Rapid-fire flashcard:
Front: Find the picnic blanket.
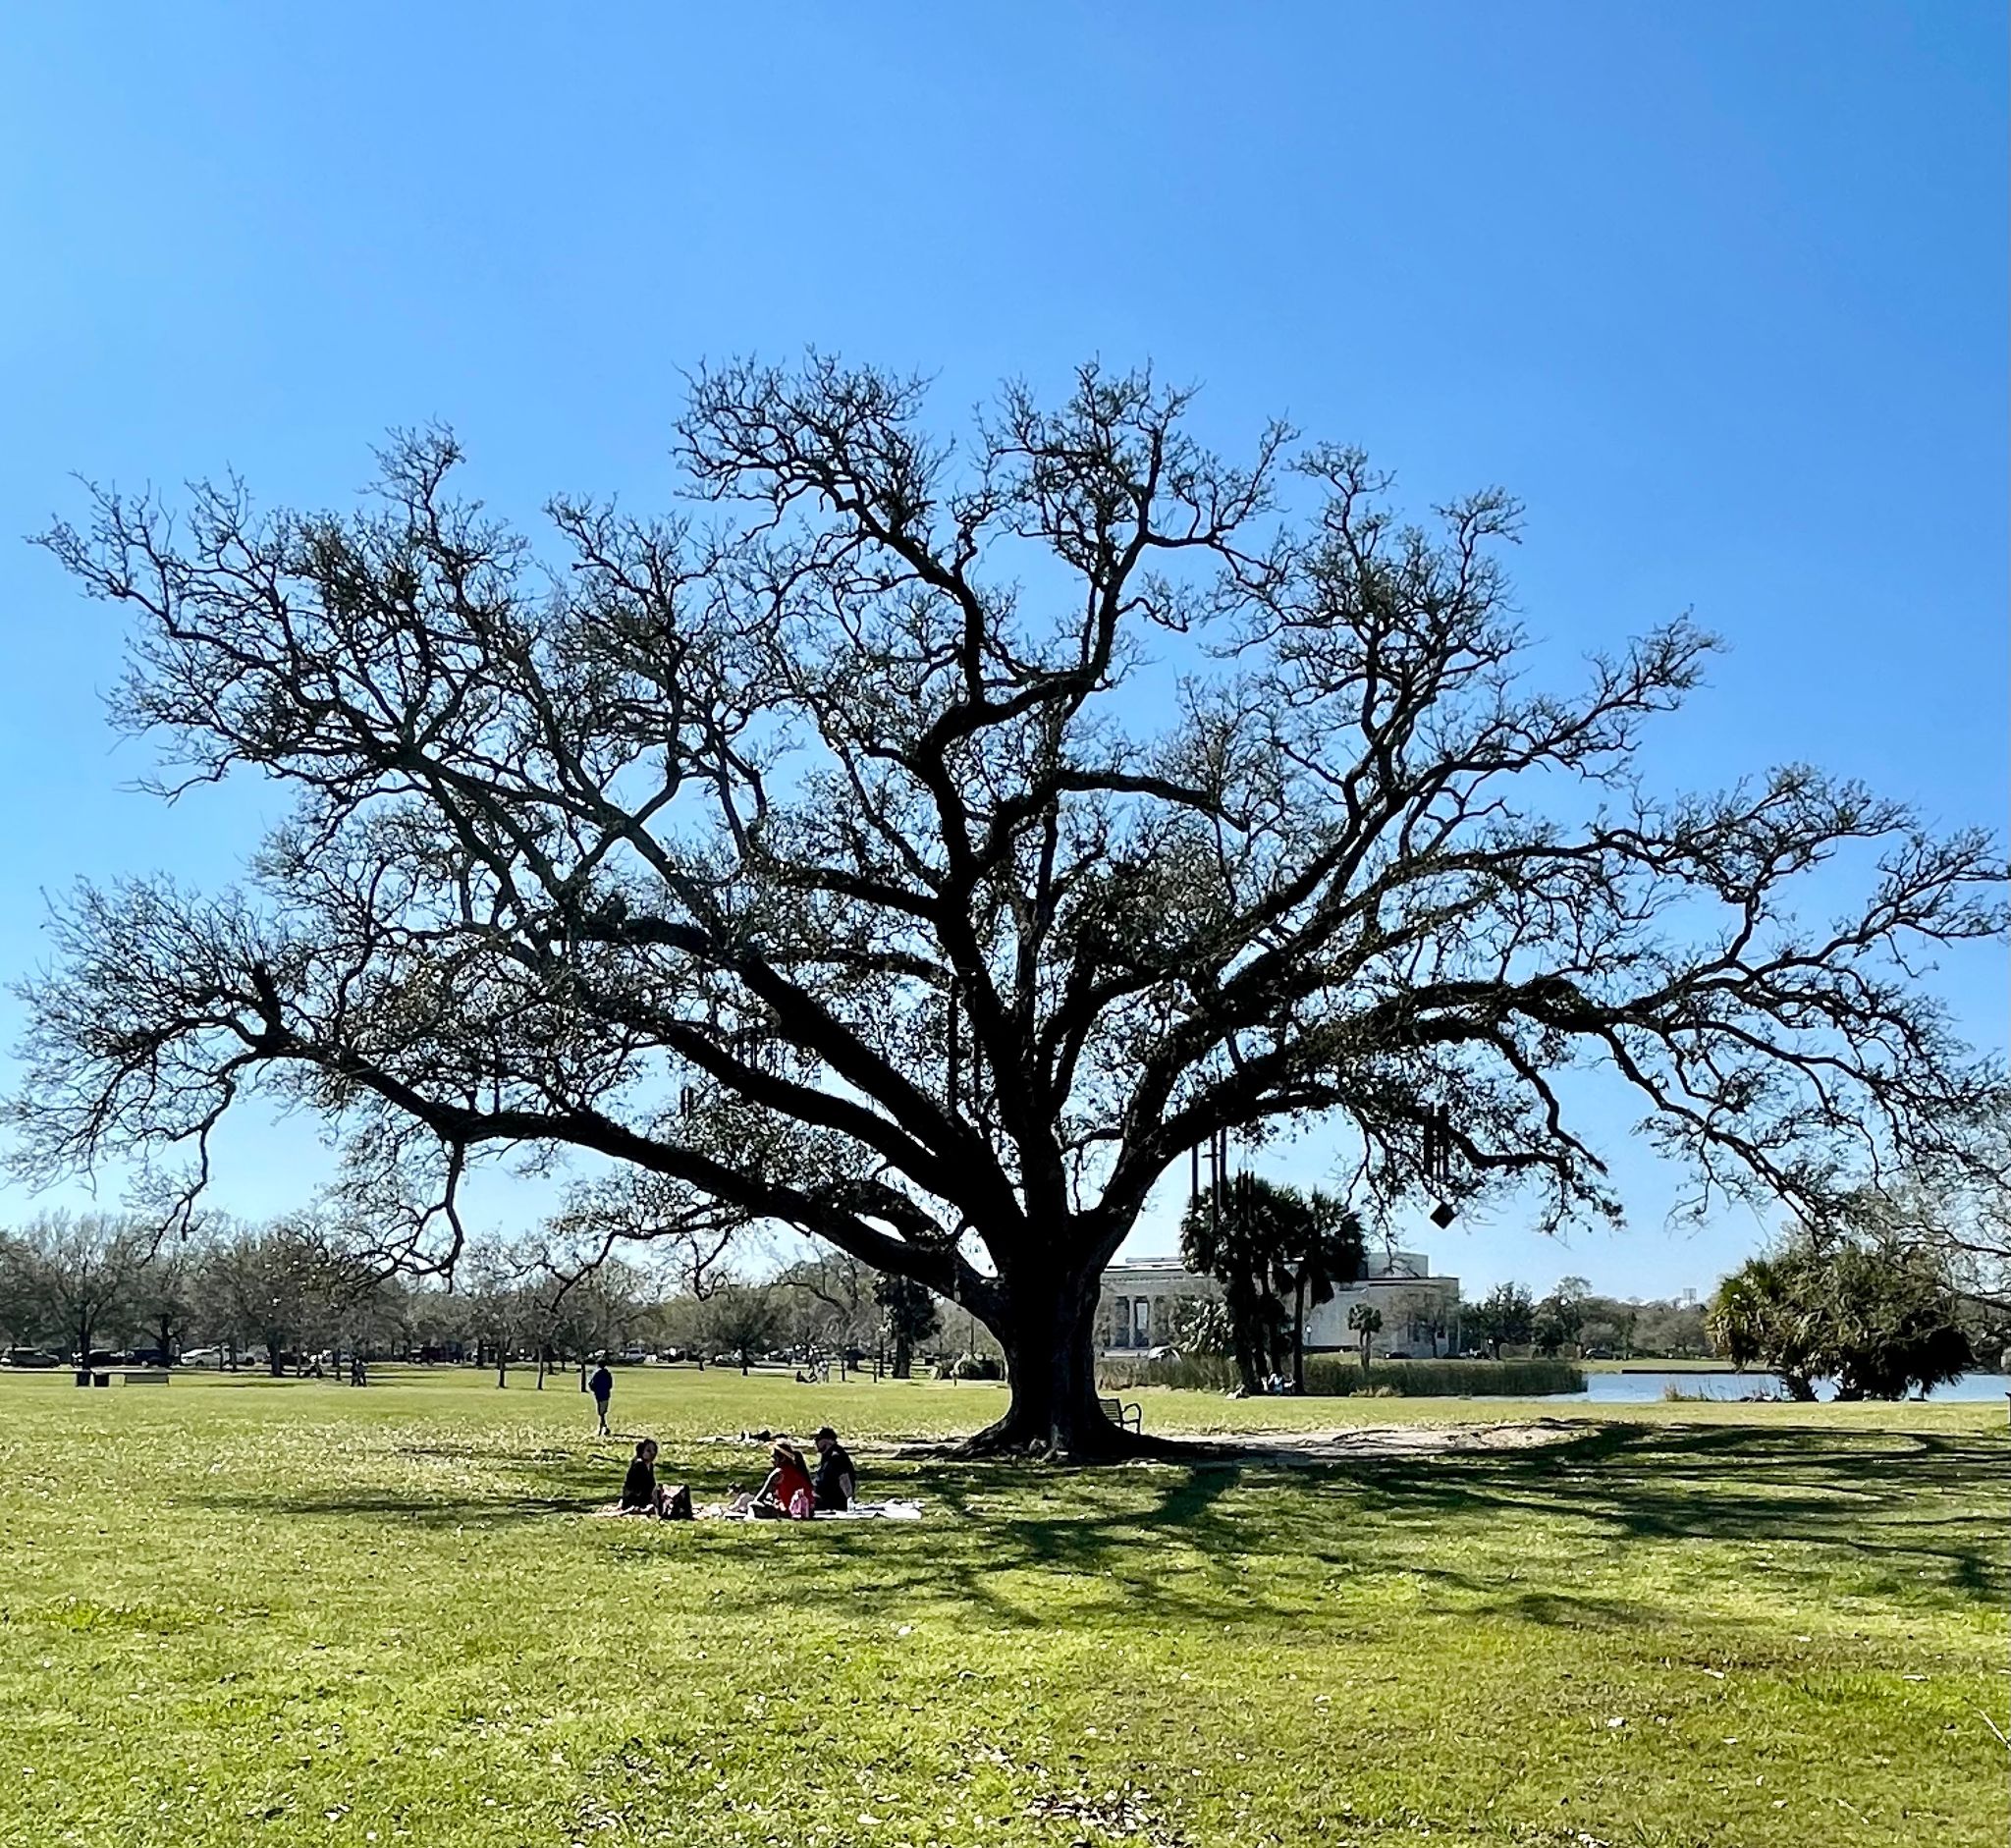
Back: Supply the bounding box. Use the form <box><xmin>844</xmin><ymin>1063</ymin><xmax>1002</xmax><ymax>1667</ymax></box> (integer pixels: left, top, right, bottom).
<box><xmin>817</xmin><ymin>1499</ymin><xmax>923</xmax><ymax>1521</ymax></box>
<box><xmin>693</xmin><ymin>1498</ymin><xmax>924</xmax><ymax>1523</ymax></box>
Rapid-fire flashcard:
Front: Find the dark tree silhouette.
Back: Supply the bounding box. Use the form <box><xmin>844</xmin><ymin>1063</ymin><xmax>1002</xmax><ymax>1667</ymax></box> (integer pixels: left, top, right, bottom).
<box><xmin>873</xmin><ymin>1272</ymin><xmax>941</xmax><ymax>1380</ymax></box>
<box><xmin>1179</xmin><ymin>1174</ymin><xmax>1362</xmax><ymax>1391</ymax></box>
<box><xmin>1181</xmin><ymin>1172</ymin><xmax>1306</xmax><ymax>1391</ymax></box>
<box><xmin>13</xmin><ymin>358</ymin><xmax>2004</xmax><ymax>1455</ymax></box>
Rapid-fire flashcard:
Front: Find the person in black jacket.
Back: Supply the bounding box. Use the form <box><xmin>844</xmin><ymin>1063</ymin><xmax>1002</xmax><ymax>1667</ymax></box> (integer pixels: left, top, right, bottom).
<box><xmin>617</xmin><ymin>1439</ymin><xmax>691</xmax><ymax>1518</ymax></box>
<box><xmin>588</xmin><ymin>1359</ymin><xmax>614</xmax><ymax>1435</ymax></box>
<box><xmin>811</xmin><ymin>1426</ymin><xmax>857</xmax><ymax>1511</ymax></box>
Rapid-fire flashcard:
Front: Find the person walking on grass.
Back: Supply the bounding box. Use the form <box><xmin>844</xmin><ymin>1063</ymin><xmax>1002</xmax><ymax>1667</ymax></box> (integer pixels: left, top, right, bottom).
<box><xmin>588</xmin><ymin>1358</ymin><xmax>614</xmax><ymax>1436</ymax></box>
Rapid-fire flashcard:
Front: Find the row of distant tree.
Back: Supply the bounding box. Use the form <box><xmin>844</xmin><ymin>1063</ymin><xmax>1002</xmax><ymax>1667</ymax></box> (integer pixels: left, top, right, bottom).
<box><xmin>1465</xmin><ymin>1229</ymin><xmax>2005</xmax><ymax>1398</ymax></box>
<box><xmin>9</xmin><ymin>1174</ymin><xmax>2004</xmax><ymax>1404</ymax></box>
<box><xmin>0</xmin><ymin>1214</ymin><xmax>961</xmax><ymax>1381</ymax></box>
<box><xmin>1455</xmin><ymin>1277</ymin><xmax>1711</xmax><ymax>1360</ymax></box>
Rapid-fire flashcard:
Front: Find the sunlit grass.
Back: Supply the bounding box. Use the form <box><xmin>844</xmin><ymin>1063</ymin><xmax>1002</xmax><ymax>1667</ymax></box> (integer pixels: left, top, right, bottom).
<box><xmin>0</xmin><ymin>1367</ymin><xmax>2002</xmax><ymax>1846</ymax></box>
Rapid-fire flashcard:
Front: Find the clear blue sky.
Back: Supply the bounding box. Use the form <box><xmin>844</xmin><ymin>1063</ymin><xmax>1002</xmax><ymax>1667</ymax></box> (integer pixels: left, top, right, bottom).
<box><xmin>2</xmin><ymin>3</ymin><xmax>2004</xmax><ymax>1300</ymax></box>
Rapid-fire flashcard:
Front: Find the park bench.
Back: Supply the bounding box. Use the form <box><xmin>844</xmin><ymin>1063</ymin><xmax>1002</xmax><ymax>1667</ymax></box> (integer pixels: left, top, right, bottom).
<box><xmin>1100</xmin><ymin>1395</ymin><xmax>1143</xmax><ymax>1434</ymax></box>
<box><xmin>116</xmin><ymin>1370</ymin><xmax>170</xmax><ymax>1386</ymax></box>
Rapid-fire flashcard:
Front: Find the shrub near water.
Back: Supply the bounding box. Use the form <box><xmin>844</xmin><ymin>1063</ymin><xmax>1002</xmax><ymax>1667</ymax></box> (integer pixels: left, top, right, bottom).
<box><xmin>1100</xmin><ymin>1354</ymin><xmax>1586</xmax><ymax>1396</ymax></box>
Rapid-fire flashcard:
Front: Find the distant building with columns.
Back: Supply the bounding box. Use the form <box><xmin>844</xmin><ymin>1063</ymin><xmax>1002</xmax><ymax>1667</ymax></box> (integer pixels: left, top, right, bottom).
<box><xmin>1098</xmin><ymin>1248</ymin><xmax>1462</xmax><ymax>1360</ymax></box>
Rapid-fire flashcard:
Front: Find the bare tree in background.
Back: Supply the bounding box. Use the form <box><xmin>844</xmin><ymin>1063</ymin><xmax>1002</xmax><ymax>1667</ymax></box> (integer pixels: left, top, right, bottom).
<box><xmin>699</xmin><ymin>1280</ymin><xmax>783</xmax><ymax>1375</ymax></box>
<box><xmin>778</xmin><ymin>1246</ymin><xmax>878</xmax><ymax>1377</ymax></box>
<box><xmin>13</xmin><ymin>358</ymin><xmax>2003</xmax><ymax>1454</ymax></box>
<box><xmin>1827</xmin><ymin>1096</ymin><xmax>2011</xmax><ymax>1311</ymax></box>
<box><xmin>12</xmin><ymin>1213</ymin><xmax>152</xmax><ymax>1381</ymax></box>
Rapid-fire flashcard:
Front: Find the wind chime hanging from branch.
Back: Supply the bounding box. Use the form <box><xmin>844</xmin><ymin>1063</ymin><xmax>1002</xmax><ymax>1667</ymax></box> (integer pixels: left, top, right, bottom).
<box><xmin>1422</xmin><ymin>1104</ymin><xmax>1456</xmax><ymax>1227</ymax></box>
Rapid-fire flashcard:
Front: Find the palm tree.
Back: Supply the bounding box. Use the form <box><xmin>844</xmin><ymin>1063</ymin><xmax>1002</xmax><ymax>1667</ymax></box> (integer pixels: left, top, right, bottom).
<box><xmin>1182</xmin><ymin>1177</ymin><xmax>1366</xmax><ymax>1392</ymax></box>
<box><xmin>1280</xmin><ymin>1190</ymin><xmax>1366</xmax><ymax>1392</ymax></box>
<box><xmin>1180</xmin><ymin>1173</ymin><xmax>1302</xmax><ymax>1392</ymax></box>
<box><xmin>1346</xmin><ymin>1302</ymin><xmax>1384</xmax><ymax>1375</ymax></box>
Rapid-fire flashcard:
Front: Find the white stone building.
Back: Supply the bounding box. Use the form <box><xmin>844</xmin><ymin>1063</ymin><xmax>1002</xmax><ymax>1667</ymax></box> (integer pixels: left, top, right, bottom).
<box><xmin>1098</xmin><ymin>1248</ymin><xmax>1461</xmax><ymax>1360</ymax></box>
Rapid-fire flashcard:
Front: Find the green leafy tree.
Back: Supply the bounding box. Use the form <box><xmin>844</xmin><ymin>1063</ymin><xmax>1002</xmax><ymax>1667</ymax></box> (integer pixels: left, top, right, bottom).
<box><xmin>1181</xmin><ymin>1174</ymin><xmax>1305</xmax><ymax>1391</ymax></box>
<box><xmin>205</xmin><ymin>1221</ymin><xmax>344</xmax><ymax>1375</ymax></box>
<box><xmin>0</xmin><ymin>1233</ymin><xmax>39</xmax><ymax>1352</ymax></box>
<box><xmin>1466</xmin><ymin>1281</ymin><xmax>1536</xmax><ymax>1359</ymax></box>
<box><xmin>1709</xmin><ymin>1232</ymin><xmax>1972</xmax><ymax>1400</ymax></box>
<box><xmin>1290</xmin><ymin>1190</ymin><xmax>1368</xmax><ymax>1389</ymax></box>
<box><xmin>130</xmin><ymin>1232</ymin><xmax>204</xmax><ymax>1364</ymax></box>
<box><xmin>19</xmin><ymin>360</ymin><xmax>2003</xmax><ymax>1456</ymax></box>
<box><xmin>1533</xmin><ymin>1276</ymin><xmax>1592</xmax><ymax>1355</ymax></box>
<box><xmin>1181</xmin><ymin>1176</ymin><xmax>1365</xmax><ymax>1391</ymax></box>
<box><xmin>698</xmin><ymin>1280</ymin><xmax>785</xmax><ymax>1376</ymax></box>
<box><xmin>777</xmin><ymin>1248</ymin><xmax>879</xmax><ymax>1377</ymax></box>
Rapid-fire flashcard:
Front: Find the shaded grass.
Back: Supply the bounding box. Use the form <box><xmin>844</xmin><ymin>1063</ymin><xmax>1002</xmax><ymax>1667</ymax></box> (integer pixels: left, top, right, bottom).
<box><xmin>0</xmin><ymin>1368</ymin><xmax>2003</xmax><ymax>1846</ymax></box>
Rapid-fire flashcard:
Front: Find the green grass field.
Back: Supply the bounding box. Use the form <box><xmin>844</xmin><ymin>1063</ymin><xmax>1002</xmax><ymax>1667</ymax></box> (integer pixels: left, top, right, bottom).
<box><xmin>0</xmin><ymin>1368</ymin><xmax>2002</xmax><ymax>1847</ymax></box>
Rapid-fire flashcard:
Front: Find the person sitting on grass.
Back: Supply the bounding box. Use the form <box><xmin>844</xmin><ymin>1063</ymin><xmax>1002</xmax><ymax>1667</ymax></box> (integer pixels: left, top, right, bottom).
<box><xmin>735</xmin><ymin>1440</ymin><xmax>815</xmax><ymax>1520</ymax></box>
<box><xmin>811</xmin><ymin>1425</ymin><xmax>856</xmax><ymax>1512</ymax></box>
<box><xmin>618</xmin><ymin>1439</ymin><xmax>692</xmax><ymax>1519</ymax></box>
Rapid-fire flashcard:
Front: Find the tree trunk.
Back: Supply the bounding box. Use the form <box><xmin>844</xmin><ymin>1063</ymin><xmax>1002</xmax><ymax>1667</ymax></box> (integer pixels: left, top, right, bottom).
<box><xmin>955</xmin><ymin>1270</ymin><xmax>1173</xmax><ymax>1461</ymax></box>
<box><xmin>891</xmin><ymin>1332</ymin><xmax>912</xmax><ymax>1380</ymax></box>
<box><xmin>1292</xmin><ymin>1278</ymin><xmax>1307</xmax><ymax>1395</ymax></box>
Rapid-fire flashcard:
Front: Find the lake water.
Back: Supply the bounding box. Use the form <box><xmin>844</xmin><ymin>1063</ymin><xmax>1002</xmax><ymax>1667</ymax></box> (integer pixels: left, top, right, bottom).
<box><xmin>1562</xmin><ymin>1369</ymin><xmax>2011</xmax><ymax>1404</ymax></box>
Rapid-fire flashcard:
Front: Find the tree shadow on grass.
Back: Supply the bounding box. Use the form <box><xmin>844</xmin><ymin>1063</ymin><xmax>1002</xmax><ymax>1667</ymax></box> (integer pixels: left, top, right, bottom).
<box><xmin>193</xmin><ymin>1421</ymin><xmax>2006</xmax><ymax>1630</ymax></box>
<box><xmin>812</xmin><ymin>1422</ymin><xmax>2005</xmax><ymax>1627</ymax></box>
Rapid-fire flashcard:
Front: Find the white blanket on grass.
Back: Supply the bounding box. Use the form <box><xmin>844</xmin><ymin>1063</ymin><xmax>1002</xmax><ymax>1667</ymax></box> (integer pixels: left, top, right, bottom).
<box><xmin>694</xmin><ymin>1498</ymin><xmax>924</xmax><ymax>1523</ymax></box>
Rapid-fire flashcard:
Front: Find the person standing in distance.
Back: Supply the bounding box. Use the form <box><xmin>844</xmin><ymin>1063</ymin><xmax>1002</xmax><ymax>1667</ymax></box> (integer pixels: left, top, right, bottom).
<box><xmin>588</xmin><ymin>1358</ymin><xmax>614</xmax><ymax>1436</ymax></box>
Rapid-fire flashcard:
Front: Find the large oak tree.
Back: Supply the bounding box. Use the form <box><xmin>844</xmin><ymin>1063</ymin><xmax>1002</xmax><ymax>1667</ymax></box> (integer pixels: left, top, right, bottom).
<box><xmin>13</xmin><ymin>359</ymin><xmax>2003</xmax><ymax>1454</ymax></box>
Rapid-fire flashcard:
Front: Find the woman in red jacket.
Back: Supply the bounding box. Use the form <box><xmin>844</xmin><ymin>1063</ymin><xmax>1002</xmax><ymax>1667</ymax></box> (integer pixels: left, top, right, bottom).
<box><xmin>749</xmin><ymin>1440</ymin><xmax>816</xmax><ymax>1519</ymax></box>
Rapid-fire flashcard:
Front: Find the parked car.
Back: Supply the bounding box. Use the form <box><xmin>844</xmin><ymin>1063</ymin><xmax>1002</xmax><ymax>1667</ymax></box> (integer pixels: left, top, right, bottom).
<box><xmin>180</xmin><ymin>1346</ymin><xmax>225</xmax><ymax>1366</ymax></box>
<box><xmin>1</xmin><ymin>1348</ymin><xmax>61</xmax><ymax>1369</ymax></box>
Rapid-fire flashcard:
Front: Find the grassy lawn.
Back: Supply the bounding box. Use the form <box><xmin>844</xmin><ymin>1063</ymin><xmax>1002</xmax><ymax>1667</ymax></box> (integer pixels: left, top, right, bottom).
<box><xmin>0</xmin><ymin>1369</ymin><xmax>2002</xmax><ymax>1847</ymax></box>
